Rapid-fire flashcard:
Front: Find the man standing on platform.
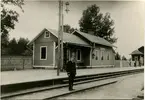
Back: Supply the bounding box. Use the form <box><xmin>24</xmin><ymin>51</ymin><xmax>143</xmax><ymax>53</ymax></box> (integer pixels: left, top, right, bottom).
<box><xmin>66</xmin><ymin>52</ymin><xmax>76</xmax><ymax>91</ymax></box>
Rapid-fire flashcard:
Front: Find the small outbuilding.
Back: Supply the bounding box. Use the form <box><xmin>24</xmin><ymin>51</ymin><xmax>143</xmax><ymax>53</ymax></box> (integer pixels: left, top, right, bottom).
<box><xmin>130</xmin><ymin>46</ymin><xmax>144</xmax><ymax>66</ymax></box>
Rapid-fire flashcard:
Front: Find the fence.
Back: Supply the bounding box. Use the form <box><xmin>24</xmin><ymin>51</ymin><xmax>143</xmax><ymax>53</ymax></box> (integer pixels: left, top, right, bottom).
<box><xmin>115</xmin><ymin>60</ymin><xmax>135</xmax><ymax>67</ymax></box>
<box><xmin>1</xmin><ymin>56</ymin><xmax>136</xmax><ymax>71</ymax></box>
<box><xmin>1</xmin><ymin>56</ymin><xmax>33</xmax><ymax>71</ymax></box>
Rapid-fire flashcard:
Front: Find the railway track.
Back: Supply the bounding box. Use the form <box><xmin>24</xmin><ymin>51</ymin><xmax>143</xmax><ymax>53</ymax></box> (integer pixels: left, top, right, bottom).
<box><xmin>1</xmin><ymin>68</ymin><xmax>144</xmax><ymax>100</ymax></box>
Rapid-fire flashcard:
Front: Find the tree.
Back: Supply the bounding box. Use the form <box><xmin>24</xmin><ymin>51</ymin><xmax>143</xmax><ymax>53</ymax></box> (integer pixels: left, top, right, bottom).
<box><xmin>1</xmin><ymin>0</ymin><xmax>24</xmax><ymax>49</ymax></box>
<box><xmin>22</xmin><ymin>49</ymin><xmax>33</xmax><ymax>56</ymax></box>
<box><xmin>8</xmin><ymin>38</ymin><xmax>18</xmax><ymax>55</ymax></box>
<box><xmin>63</xmin><ymin>24</ymin><xmax>76</xmax><ymax>33</ymax></box>
<box><xmin>1</xmin><ymin>32</ymin><xmax>9</xmax><ymax>49</ymax></box>
<box><xmin>79</xmin><ymin>4</ymin><xmax>117</xmax><ymax>44</ymax></box>
<box><xmin>6</xmin><ymin>37</ymin><xmax>32</xmax><ymax>56</ymax></box>
<box><xmin>122</xmin><ymin>55</ymin><xmax>127</xmax><ymax>60</ymax></box>
<box><xmin>1</xmin><ymin>35</ymin><xmax>9</xmax><ymax>55</ymax></box>
<box><xmin>115</xmin><ymin>52</ymin><xmax>121</xmax><ymax>60</ymax></box>
<box><xmin>1</xmin><ymin>0</ymin><xmax>24</xmax><ymax>34</ymax></box>
<box><xmin>17</xmin><ymin>38</ymin><xmax>29</xmax><ymax>55</ymax></box>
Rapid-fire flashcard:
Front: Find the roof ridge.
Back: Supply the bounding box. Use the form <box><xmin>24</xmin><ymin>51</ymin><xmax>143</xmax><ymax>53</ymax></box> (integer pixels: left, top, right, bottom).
<box><xmin>76</xmin><ymin>30</ymin><xmax>98</xmax><ymax>37</ymax></box>
<box><xmin>46</xmin><ymin>28</ymin><xmax>71</xmax><ymax>34</ymax></box>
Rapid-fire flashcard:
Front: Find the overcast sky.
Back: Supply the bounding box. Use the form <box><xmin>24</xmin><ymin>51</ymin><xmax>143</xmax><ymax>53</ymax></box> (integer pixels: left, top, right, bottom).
<box><xmin>9</xmin><ymin>1</ymin><xmax>145</xmax><ymax>59</ymax></box>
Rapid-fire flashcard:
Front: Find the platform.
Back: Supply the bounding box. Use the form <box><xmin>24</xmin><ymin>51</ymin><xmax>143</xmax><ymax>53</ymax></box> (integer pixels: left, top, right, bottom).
<box><xmin>1</xmin><ymin>67</ymin><xmax>144</xmax><ymax>86</ymax></box>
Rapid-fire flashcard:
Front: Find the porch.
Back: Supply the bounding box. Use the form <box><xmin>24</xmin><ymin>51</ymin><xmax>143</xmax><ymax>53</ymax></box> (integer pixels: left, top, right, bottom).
<box><xmin>131</xmin><ymin>54</ymin><xmax>144</xmax><ymax>66</ymax></box>
<box><xmin>63</xmin><ymin>43</ymin><xmax>91</xmax><ymax>69</ymax></box>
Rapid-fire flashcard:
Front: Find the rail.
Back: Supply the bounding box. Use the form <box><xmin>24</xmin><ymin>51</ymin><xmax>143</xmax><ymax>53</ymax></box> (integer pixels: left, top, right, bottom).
<box><xmin>1</xmin><ymin>68</ymin><xmax>144</xmax><ymax>99</ymax></box>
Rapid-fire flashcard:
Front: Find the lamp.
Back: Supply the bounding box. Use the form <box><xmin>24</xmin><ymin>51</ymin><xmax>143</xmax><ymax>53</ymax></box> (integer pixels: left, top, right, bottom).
<box><xmin>65</xmin><ymin>2</ymin><xmax>70</xmax><ymax>13</ymax></box>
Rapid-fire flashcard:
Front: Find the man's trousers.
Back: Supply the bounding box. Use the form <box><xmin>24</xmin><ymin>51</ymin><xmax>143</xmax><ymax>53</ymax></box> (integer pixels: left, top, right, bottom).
<box><xmin>68</xmin><ymin>73</ymin><xmax>75</xmax><ymax>90</ymax></box>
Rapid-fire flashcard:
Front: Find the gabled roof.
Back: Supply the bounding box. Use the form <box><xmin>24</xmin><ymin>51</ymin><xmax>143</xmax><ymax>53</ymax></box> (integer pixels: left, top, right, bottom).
<box><xmin>73</xmin><ymin>30</ymin><xmax>116</xmax><ymax>47</ymax></box>
<box><xmin>28</xmin><ymin>28</ymin><xmax>116</xmax><ymax>48</ymax></box>
<box><xmin>130</xmin><ymin>50</ymin><xmax>143</xmax><ymax>55</ymax></box>
<box><xmin>28</xmin><ymin>28</ymin><xmax>90</xmax><ymax>47</ymax></box>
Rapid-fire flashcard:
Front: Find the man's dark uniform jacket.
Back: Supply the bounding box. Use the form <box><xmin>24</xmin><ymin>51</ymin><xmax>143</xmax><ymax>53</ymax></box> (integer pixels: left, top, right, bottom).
<box><xmin>66</xmin><ymin>61</ymin><xmax>76</xmax><ymax>75</ymax></box>
<box><xmin>66</xmin><ymin>61</ymin><xmax>76</xmax><ymax>90</ymax></box>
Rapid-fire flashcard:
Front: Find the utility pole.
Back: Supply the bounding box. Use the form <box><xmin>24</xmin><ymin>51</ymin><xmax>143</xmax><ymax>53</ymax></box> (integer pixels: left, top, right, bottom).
<box><xmin>57</xmin><ymin>0</ymin><xmax>69</xmax><ymax>76</ymax></box>
<box><xmin>60</xmin><ymin>1</ymin><xmax>64</xmax><ymax>72</ymax></box>
<box><xmin>57</xmin><ymin>0</ymin><xmax>63</xmax><ymax>76</ymax></box>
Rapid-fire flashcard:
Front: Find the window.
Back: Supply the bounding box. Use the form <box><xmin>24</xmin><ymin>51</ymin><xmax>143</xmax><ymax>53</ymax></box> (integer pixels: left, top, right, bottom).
<box><xmin>44</xmin><ymin>31</ymin><xmax>50</xmax><ymax>38</ymax></box>
<box><xmin>101</xmin><ymin>50</ymin><xmax>104</xmax><ymax>60</ymax></box>
<box><xmin>107</xmin><ymin>52</ymin><xmax>109</xmax><ymax>60</ymax></box>
<box><xmin>135</xmin><ymin>56</ymin><xmax>138</xmax><ymax>61</ymax></box>
<box><xmin>76</xmin><ymin>49</ymin><xmax>81</xmax><ymax>61</ymax></box>
<box><xmin>95</xmin><ymin>50</ymin><xmax>99</xmax><ymax>60</ymax></box>
<box><xmin>40</xmin><ymin>46</ymin><xmax>47</xmax><ymax>60</ymax></box>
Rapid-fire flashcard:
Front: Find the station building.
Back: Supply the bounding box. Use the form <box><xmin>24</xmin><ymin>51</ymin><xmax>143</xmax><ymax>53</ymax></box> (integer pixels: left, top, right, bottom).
<box><xmin>28</xmin><ymin>28</ymin><xmax>116</xmax><ymax>69</ymax></box>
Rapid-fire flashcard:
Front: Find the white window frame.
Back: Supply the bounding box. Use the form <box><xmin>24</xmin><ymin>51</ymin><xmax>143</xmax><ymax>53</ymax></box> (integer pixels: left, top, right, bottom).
<box><xmin>95</xmin><ymin>50</ymin><xmax>99</xmax><ymax>60</ymax></box>
<box><xmin>40</xmin><ymin>46</ymin><xmax>47</xmax><ymax>60</ymax></box>
<box><xmin>44</xmin><ymin>31</ymin><xmax>50</xmax><ymax>38</ymax></box>
<box><xmin>76</xmin><ymin>49</ymin><xmax>81</xmax><ymax>61</ymax></box>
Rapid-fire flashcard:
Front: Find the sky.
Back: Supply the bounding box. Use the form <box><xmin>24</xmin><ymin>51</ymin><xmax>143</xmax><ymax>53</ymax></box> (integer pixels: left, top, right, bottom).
<box><xmin>8</xmin><ymin>1</ymin><xmax>145</xmax><ymax>59</ymax></box>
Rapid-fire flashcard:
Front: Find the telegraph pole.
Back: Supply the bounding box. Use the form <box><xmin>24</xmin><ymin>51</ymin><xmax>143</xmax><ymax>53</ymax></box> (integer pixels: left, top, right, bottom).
<box><xmin>61</xmin><ymin>13</ymin><xmax>64</xmax><ymax>71</ymax></box>
<box><xmin>57</xmin><ymin>0</ymin><xmax>69</xmax><ymax>76</ymax></box>
<box><xmin>57</xmin><ymin>0</ymin><xmax>63</xmax><ymax>76</ymax></box>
